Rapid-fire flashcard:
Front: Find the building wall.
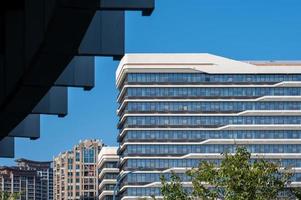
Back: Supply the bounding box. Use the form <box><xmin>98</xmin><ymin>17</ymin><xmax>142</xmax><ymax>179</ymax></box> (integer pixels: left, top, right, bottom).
<box><xmin>97</xmin><ymin>147</ymin><xmax>119</xmax><ymax>200</ymax></box>
<box><xmin>116</xmin><ymin>54</ymin><xmax>301</xmax><ymax>199</ymax></box>
<box><xmin>53</xmin><ymin>139</ymin><xmax>102</xmax><ymax>200</ymax></box>
<box><xmin>0</xmin><ymin>159</ymin><xmax>53</xmax><ymax>200</ymax></box>
<box><xmin>15</xmin><ymin>159</ymin><xmax>53</xmax><ymax>200</ymax></box>
<box><xmin>36</xmin><ymin>168</ymin><xmax>53</xmax><ymax>200</ymax></box>
<box><xmin>0</xmin><ymin>168</ymin><xmax>42</xmax><ymax>200</ymax></box>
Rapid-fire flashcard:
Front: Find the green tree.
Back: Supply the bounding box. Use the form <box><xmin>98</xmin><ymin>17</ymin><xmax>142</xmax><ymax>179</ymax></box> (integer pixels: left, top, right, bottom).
<box><xmin>161</xmin><ymin>146</ymin><xmax>293</xmax><ymax>200</ymax></box>
<box><xmin>0</xmin><ymin>191</ymin><xmax>20</xmax><ymax>200</ymax></box>
<box><xmin>291</xmin><ymin>188</ymin><xmax>301</xmax><ymax>200</ymax></box>
<box><xmin>161</xmin><ymin>172</ymin><xmax>192</xmax><ymax>200</ymax></box>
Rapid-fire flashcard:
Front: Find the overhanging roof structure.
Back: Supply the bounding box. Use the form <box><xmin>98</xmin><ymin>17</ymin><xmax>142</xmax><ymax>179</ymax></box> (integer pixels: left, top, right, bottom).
<box><xmin>0</xmin><ymin>0</ymin><xmax>155</xmax><ymax>158</ymax></box>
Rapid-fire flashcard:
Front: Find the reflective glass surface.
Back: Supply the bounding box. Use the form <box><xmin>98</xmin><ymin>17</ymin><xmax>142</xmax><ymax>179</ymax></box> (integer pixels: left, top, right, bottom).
<box><xmin>118</xmin><ymin>72</ymin><xmax>301</xmax><ymax>198</ymax></box>
<box><xmin>122</xmin><ymin>144</ymin><xmax>301</xmax><ymax>155</ymax></box>
<box><xmin>82</xmin><ymin>148</ymin><xmax>95</xmax><ymax>163</ymax></box>
<box><xmin>123</xmin><ymin>101</ymin><xmax>301</xmax><ymax>114</ymax></box>
<box><xmin>126</xmin><ymin>73</ymin><xmax>301</xmax><ymax>84</ymax></box>
<box><xmin>123</xmin><ymin>116</ymin><xmax>301</xmax><ymax>128</ymax></box>
<box><xmin>122</xmin><ymin>130</ymin><xmax>301</xmax><ymax>143</ymax></box>
<box><xmin>123</xmin><ymin>158</ymin><xmax>301</xmax><ymax>169</ymax></box>
<box><xmin>124</xmin><ymin>87</ymin><xmax>301</xmax><ymax>99</ymax></box>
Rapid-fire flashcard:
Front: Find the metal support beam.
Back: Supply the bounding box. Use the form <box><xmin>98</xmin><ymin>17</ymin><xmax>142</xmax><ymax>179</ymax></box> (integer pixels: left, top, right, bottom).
<box><xmin>9</xmin><ymin>114</ymin><xmax>40</xmax><ymax>140</ymax></box>
<box><xmin>60</xmin><ymin>0</ymin><xmax>155</xmax><ymax>16</ymax></box>
<box><xmin>78</xmin><ymin>11</ymin><xmax>124</xmax><ymax>57</ymax></box>
<box><xmin>0</xmin><ymin>2</ymin><xmax>97</xmax><ymax>136</ymax></box>
<box><xmin>99</xmin><ymin>0</ymin><xmax>154</xmax><ymax>16</ymax></box>
<box><xmin>32</xmin><ymin>87</ymin><xmax>68</xmax><ymax>117</ymax></box>
<box><xmin>55</xmin><ymin>56</ymin><xmax>95</xmax><ymax>90</ymax></box>
<box><xmin>0</xmin><ymin>137</ymin><xmax>14</xmax><ymax>158</ymax></box>
<box><xmin>31</xmin><ymin>87</ymin><xmax>68</xmax><ymax>117</ymax></box>
<box><xmin>0</xmin><ymin>0</ymin><xmax>155</xmax><ymax>141</ymax></box>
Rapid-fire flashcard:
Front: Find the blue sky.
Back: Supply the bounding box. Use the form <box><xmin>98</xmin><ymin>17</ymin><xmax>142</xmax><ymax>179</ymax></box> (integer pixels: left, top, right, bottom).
<box><xmin>1</xmin><ymin>0</ymin><xmax>301</xmax><ymax>165</ymax></box>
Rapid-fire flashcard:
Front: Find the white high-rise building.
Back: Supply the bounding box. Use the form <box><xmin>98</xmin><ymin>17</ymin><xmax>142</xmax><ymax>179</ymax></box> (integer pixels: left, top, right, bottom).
<box><xmin>116</xmin><ymin>53</ymin><xmax>301</xmax><ymax>199</ymax></box>
<box><xmin>97</xmin><ymin>147</ymin><xmax>119</xmax><ymax>200</ymax></box>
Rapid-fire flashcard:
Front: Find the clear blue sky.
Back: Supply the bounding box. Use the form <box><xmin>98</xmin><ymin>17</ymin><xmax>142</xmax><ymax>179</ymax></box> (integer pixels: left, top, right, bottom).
<box><xmin>1</xmin><ymin>0</ymin><xmax>301</xmax><ymax>165</ymax></box>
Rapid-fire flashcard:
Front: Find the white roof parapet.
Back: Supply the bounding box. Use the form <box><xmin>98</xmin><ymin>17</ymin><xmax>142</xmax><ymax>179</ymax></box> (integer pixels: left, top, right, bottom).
<box><xmin>97</xmin><ymin>146</ymin><xmax>118</xmax><ymax>165</ymax></box>
<box><xmin>116</xmin><ymin>53</ymin><xmax>301</xmax><ymax>88</ymax></box>
<box><xmin>98</xmin><ymin>147</ymin><xmax>118</xmax><ymax>158</ymax></box>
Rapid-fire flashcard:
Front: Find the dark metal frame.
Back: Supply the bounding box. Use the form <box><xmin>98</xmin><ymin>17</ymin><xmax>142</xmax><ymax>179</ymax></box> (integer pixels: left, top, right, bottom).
<box><xmin>0</xmin><ymin>0</ymin><xmax>155</xmax><ymax>157</ymax></box>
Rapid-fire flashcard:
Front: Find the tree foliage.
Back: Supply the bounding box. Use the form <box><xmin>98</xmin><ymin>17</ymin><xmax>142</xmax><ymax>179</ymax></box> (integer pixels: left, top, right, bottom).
<box><xmin>161</xmin><ymin>146</ymin><xmax>293</xmax><ymax>200</ymax></box>
<box><xmin>161</xmin><ymin>172</ymin><xmax>191</xmax><ymax>200</ymax></box>
<box><xmin>0</xmin><ymin>191</ymin><xmax>20</xmax><ymax>200</ymax></box>
<box><xmin>291</xmin><ymin>188</ymin><xmax>301</xmax><ymax>200</ymax></box>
